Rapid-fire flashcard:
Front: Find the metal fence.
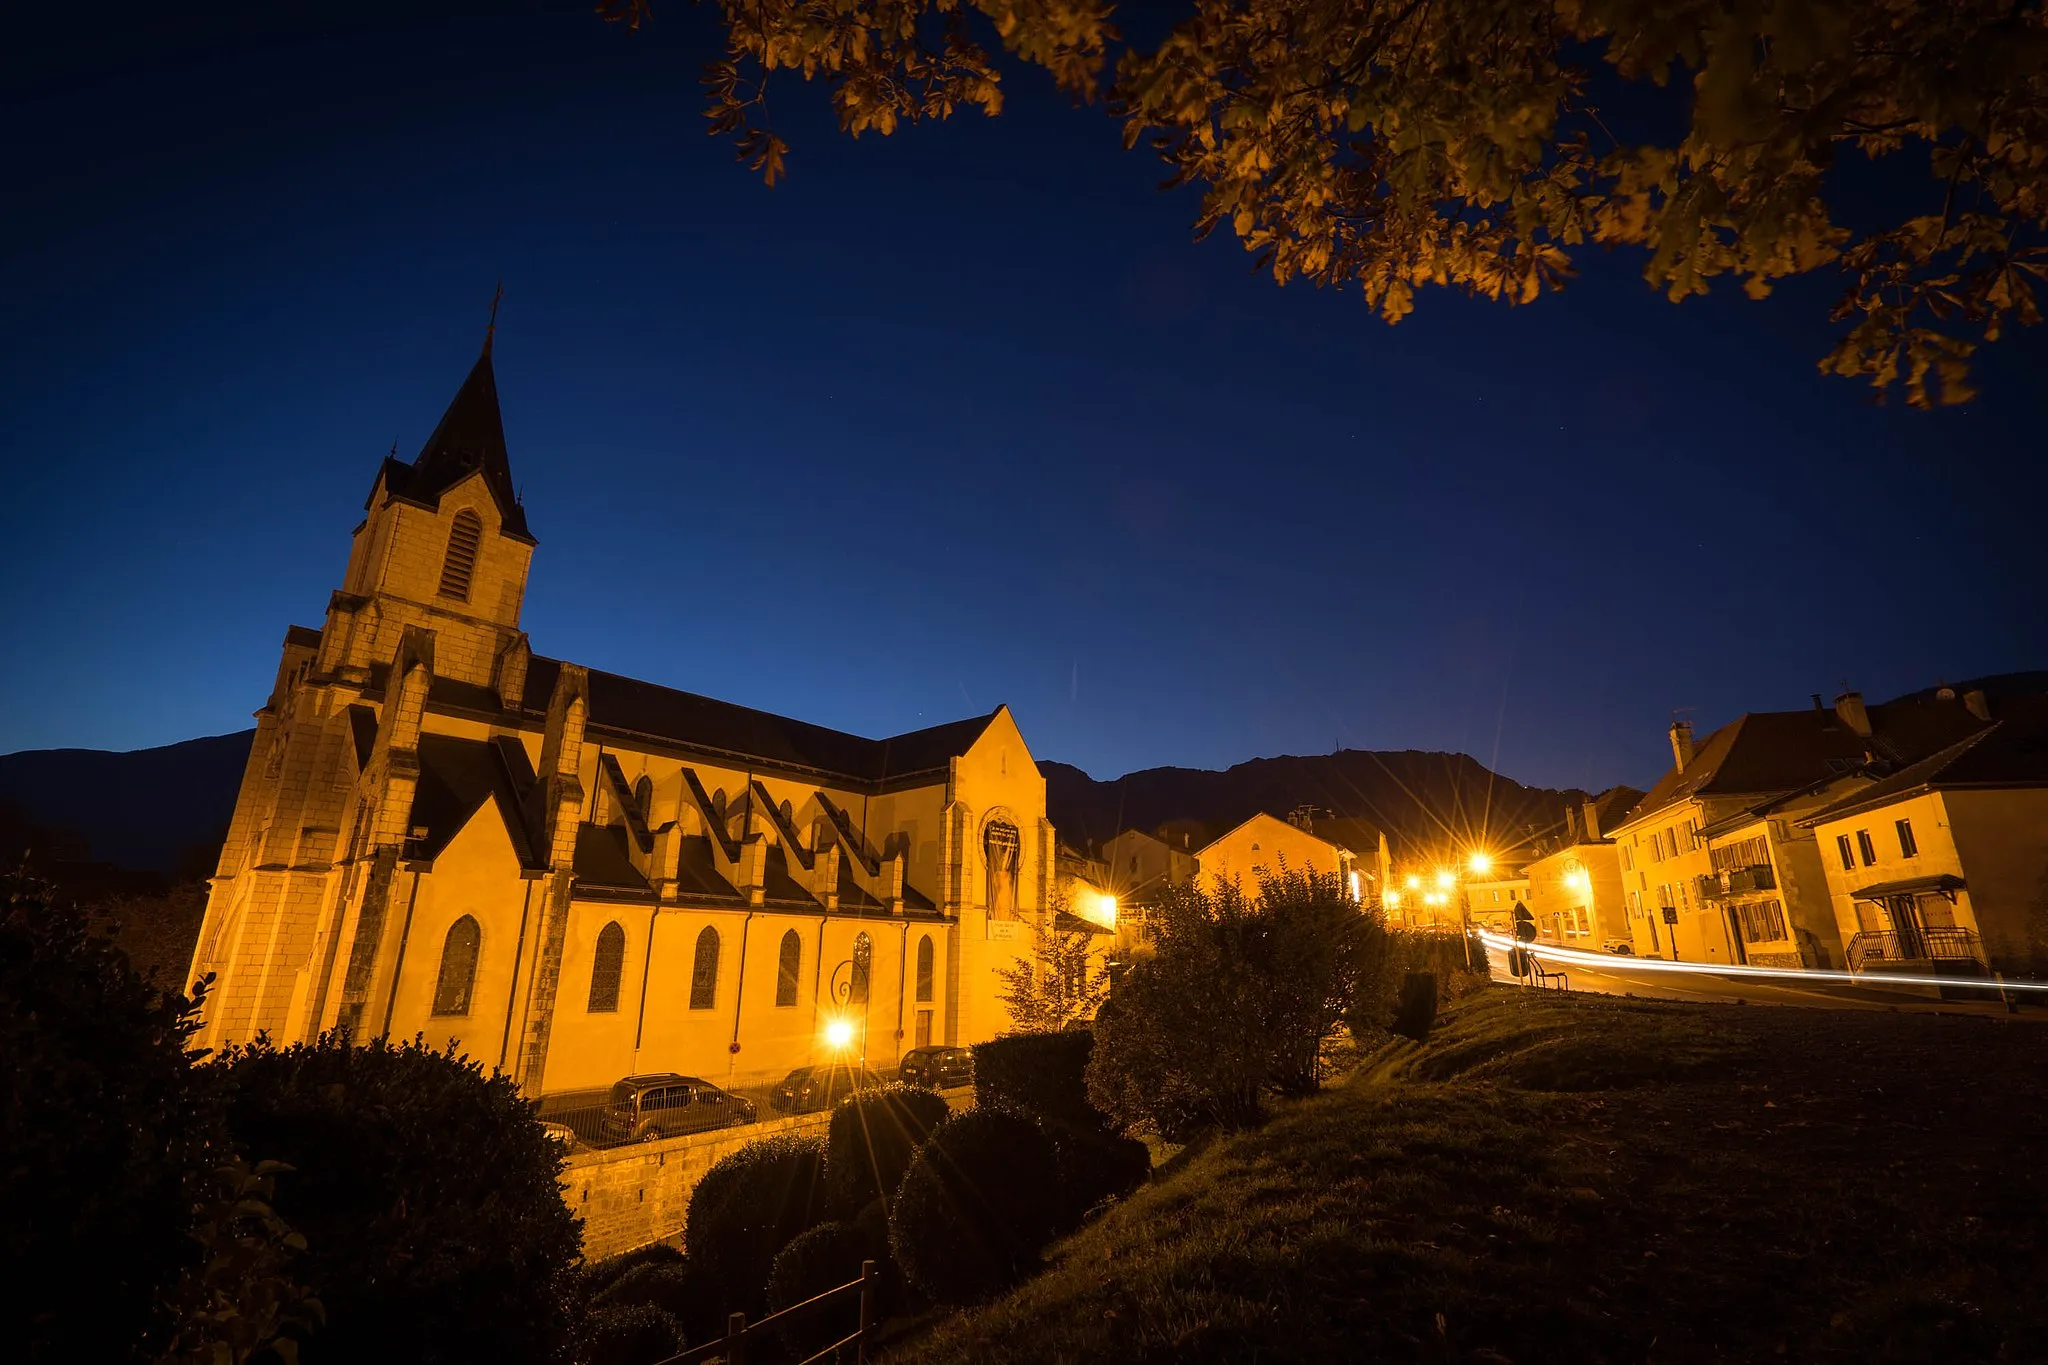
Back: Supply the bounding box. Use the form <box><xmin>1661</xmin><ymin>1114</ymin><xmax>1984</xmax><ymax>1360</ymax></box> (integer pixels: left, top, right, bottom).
<box><xmin>1845</xmin><ymin>926</ymin><xmax>1984</xmax><ymax>974</ymax></box>
<box><xmin>659</xmin><ymin>1261</ymin><xmax>878</xmax><ymax>1365</ymax></box>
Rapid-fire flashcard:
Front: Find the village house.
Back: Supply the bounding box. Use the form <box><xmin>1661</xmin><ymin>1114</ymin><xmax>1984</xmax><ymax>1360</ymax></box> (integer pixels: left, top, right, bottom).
<box><xmin>1193</xmin><ymin>812</ymin><xmax>1360</xmax><ymax>900</ymax></box>
<box><xmin>186</xmin><ymin>334</ymin><xmax>1058</xmax><ymax>1102</ymax></box>
<box><xmin>1522</xmin><ymin>787</ymin><xmax>1639</xmax><ymax>949</ymax></box>
<box><xmin>1609</xmin><ymin>690</ymin><xmax>1988</xmax><ymax>964</ymax></box>
<box><xmin>1798</xmin><ymin>702</ymin><xmax>2048</xmax><ymax>979</ymax></box>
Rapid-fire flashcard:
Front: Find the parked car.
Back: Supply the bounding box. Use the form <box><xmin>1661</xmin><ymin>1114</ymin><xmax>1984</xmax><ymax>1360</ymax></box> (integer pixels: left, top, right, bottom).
<box><xmin>600</xmin><ymin>1073</ymin><xmax>757</xmax><ymax>1143</ymax></box>
<box><xmin>538</xmin><ymin>1120</ymin><xmax>581</xmax><ymax>1150</ymax></box>
<box><xmin>1605</xmin><ymin>941</ymin><xmax>1637</xmax><ymax>956</ymax></box>
<box><xmin>770</xmin><ymin>1063</ymin><xmax>883</xmax><ymax>1114</ymax></box>
<box><xmin>897</xmin><ymin>1045</ymin><xmax>974</xmax><ymax>1090</ymax></box>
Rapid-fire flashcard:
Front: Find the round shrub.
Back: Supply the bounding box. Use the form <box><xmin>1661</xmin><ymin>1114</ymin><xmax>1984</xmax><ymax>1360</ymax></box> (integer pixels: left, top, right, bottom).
<box><xmin>890</xmin><ymin>1108</ymin><xmax>1057</xmax><ymax>1305</ymax></box>
<box><xmin>219</xmin><ymin>1032</ymin><xmax>582</xmax><ymax>1365</ymax></box>
<box><xmin>582</xmin><ymin>1303</ymin><xmax>683</xmax><ymax>1365</ymax></box>
<box><xmin>853</xmin><ymin>1197</ymin><xmax>910</xmax><ymax>1316</ymax></box>
<box><xmin>581</xmin><ymin>1242</ymin><xmax>684</xmax><ymax>1300</ymax></box>
<box><xmin>594</xmin><ymin>1258</ymin><xmax>723</xmax><ymax>1345</ymax></box>
<box><xmin>766</xmin><ymin>1220</ymin><xmax>868</xmax><ymax>1356</ymax></box>
<box><xmin>1047</xmin><ymin>1129</ymin><xmax>1151</xmax><ymax>1234</ymax></box>
<box><xmin>971</xmin><ymin>1031</ymin><xmax>1103</xmax><ymax>1130</ymax></box>
<box><xmin>684</xmin><ymin>1133</ymin><xmax>827</xmax><ymax>1311</ymax></box>
<box><xmin>823</xmin><ymin>1083</ymin><xmax>951</xmax><ymax>1215</ymax></box>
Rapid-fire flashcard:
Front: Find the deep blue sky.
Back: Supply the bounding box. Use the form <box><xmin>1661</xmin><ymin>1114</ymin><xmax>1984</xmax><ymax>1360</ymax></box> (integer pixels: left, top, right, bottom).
<box><xmin>3</xmin><ymin>2</ymin><xmax>2042</xmax><ymax>793</ymax></box>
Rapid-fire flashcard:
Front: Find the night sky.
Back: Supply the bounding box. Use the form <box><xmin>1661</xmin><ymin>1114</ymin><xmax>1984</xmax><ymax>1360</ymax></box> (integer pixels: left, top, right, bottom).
<box><xmin>4</xmin><ymin>1</ymin><xmax>2042</xmax><ymax>795</ymax></box>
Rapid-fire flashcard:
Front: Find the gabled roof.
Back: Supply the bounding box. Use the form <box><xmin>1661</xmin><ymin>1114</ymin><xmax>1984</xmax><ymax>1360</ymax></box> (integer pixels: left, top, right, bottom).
<box><xmin>373</xmin><ymin>343</ymin><xmax>532</xmax><ymax>542</ymax></box>
<box><xmin>1195</xmin><ymin>811</ymin><xmax>1353</xmax><ymax>860</ymax></box>
<box><xmin>409</xmin><ymin>733</ymin><xmax>544</xmax><ymax>868</ymax></box>
<box><xmin>1620</xmin><ymin>697</ymin><xmax>1989</xmax><ymax>829</ymax></box>
<box><xmin>1797</xmin><ymin>705</ymin><xmax>2048</xmax><ymax>826</ymax></box>
<box><xmin>522</xmin><ymin>656</ymin><xmax>1002</xmax><ymax>787</ymax></box>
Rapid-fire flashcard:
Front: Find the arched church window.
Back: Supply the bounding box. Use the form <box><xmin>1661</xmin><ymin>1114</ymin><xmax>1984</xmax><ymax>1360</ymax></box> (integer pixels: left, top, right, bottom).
<box><xmin>431</xmin><ymin>915</ymin><xmax>480</xmax><ymax>1016</ymax></box>
<box><xmin>850</xmin><ymin>931</ymin><xmax>872</xmax><ymax>1005</ymax></box>
<box><xmin>689</xmin><ymin>926</ymin><xmax>720</xmax><ymax>1010</ymax></box>
<box><xmin>915</xmin><ymin>934</ymin><xmax>934</xmax><ymax>1003</ymax></box>
<box><xmin>984</xmin><ymin>821</ymin><xmax>1021</xmax><ymax>920</ymax></box>
<box><xmin>438</xmin><ymin>509</ymin><xmax>483</xmax><ymax>602</ymax></box>
<box><xmin>634</xmin><ymin>775</ymin><xmax>653</xmax><ymax>820</ymax></box>
<box><xmin>775</xmin><ymin>929</ymin><xmax>802</xmax><ymax>1007</ymax></box>
<box><xmin>588</xmin><ymin>921</ymin><xmax>625</xmax><ymax>1012</ymax></box>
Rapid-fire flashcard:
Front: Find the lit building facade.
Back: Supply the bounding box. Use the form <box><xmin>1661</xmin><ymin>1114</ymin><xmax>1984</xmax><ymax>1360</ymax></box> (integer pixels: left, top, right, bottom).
<box><xmin>187</xmin><ymin>336</ymin><xmax>1056</xmax><ymax>1099</ymax></box>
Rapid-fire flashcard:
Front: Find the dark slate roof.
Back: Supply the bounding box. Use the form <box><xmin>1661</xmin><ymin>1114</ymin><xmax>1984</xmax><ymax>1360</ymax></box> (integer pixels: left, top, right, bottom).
<box><xmin>521</xmin><ymin>655</ymin><xmax>1001</xmax><ymax>787</ymax></box>
<box><xmin>1798</xmin><ymin>704</ymin><xmax>2048</xmax><ymax>825</ymax></box>
<box><xmin>762</xmin><ymin>844</ymin><xmax>819</xmax><ymax>910</ymax></box>
<box><xmin>573</xmin><ymin>823</ymin><xmax>649</xmax><ymax>892</ymax></box>
<box><xmin>409</xmin><ymin>733</ymin><xmax>543</xmax><ymax>867</ymax></box>
<box><xmin>672</xmin><ymin>834</ymin><xmax>747</xmax><ymax>905</ymax></box>
<box><xmin>373</xmin><ymin>345</ymin><xmax>532</xmax><ymax>542</ymax></box>
<box><xmin>285</xmin><ymin>624</ymin><xmax>323</xmax><ymax>650</ymax></box>
<box><xmin>836</xmin><ymin>857</ymin><xmax>883</xmax><ymax>912</ymax></box>
<box><xmin>1622</xmin><ymin>697</ymin><xmax>1989</xmax><ymax>827</ymax></box>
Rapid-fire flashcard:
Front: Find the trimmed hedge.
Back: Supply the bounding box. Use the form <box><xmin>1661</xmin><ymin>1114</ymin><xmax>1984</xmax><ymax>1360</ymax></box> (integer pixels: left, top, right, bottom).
<box><xmin>1047</xmin><ymin>1128</ymin><xmax>1151</xmax><ymax>1233</ymax></box>
<box><xmin>684</xmin><ymin>1133</ymin><xmax>827</xmax><ymax>1311</ymax></box>
<box><xmin>823</xmin><ymin>1083</ymin><xmax>952</xmax><ymax>1215</ymax></box>
<box><xmin>890</xmin><ymin>1109</ymin><xmax>1057</xmax><ymax>1305</ymax></box>
<box><xmin>766</xmin><ymin>1221</ymin><xmax>868</xmax><ymax>1356</ymax></box>
<box><xmin>582</xmin><ymin>1303</ymin><xmax>683</xmax><ymax>1365</ymax></box>
<box><xmin>581</xmin><ymin>1242</ymin><xmax>684</xmax><ymax>1300</ymax></box>
<box><xmin>592</xmin><ymin>1258</ymin><xmax>723</xmax><ymax>1346</ymax></box>
<box><xmin>219</xmin><ymin>1033</ymin><xmax>582</xmax><ymax>1365</ymax></box>
<box><xmin>971</xmin><ymin>1031</ymin><xmax>1104</xmax><ymax>1132</ymax></box>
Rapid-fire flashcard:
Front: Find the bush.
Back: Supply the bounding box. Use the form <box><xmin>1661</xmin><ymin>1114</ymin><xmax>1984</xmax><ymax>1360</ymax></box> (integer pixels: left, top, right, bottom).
<box><xmin>582</xmin><ymin>1303</ymin><xmax>683</xmax><ymax>1365</ymax></box>
<box><xmin>1046</xmin><ymin>1129</ymin><xmax>1151</xmax><ymax>1233</ymax></box>
<box><xmin>971</xmin><ymin>1031</ymin><xmax>1105</xmax><ymax>1131</ymax></box>
<box><xmin>767</xmin><ymin>1221</ymin><xmax>869</xmax><ymax>1356</ymax></box>
<box><xmin>1391</xmin><ymin>970</ymin><xmax>1439</xmax><ymax>1041</ymax></box>
<box><xmin>1089</xmin><ymin>871</ymin><xmax>1361</xmax><ymax>1138</ymax></box>
<box><xmin>1</xmin><ymin>875</ymin><xmax>234</xmax><ymax>1364</ymax></box>
<box><xmin>823</xmin><ymin>1084</ymin><xmax>951</xmax><ymax>1215</ymax></box>
<box><xmin>581</xmin><ymin>1242</ymin><xmax>685</xmax><ymax>1300</ymax></box>
<box><xmin>593</xmin><ymin>1258</ymin><xmax>722</xmax><ymax>1345</ymax></box>
<box><xmin>852</xmin><ymin>1197</ymin><xmax>909</xmax><ymax>1316</ymax></box>
<box><xmin>890</xmin><ymin>1109</ymin><xmax>1057</xmax><ymax>1304</ymax></box>
<box><xmin>219</xmin><ymin>1032</ymin><xmax>582</xmax><ymax>1365</ymax></box>
<box><xmin>684</xmin><ymin>1133</ymin><xmax>827</xmax><ymax>1311</ymax></box>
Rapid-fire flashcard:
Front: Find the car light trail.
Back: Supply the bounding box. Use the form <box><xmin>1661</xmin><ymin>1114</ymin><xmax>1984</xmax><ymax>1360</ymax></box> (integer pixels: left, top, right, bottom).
<box><xmin>1475</xmin><ymin>930</ymin><xmax>2048</xmax><ymax>993</ymax></box>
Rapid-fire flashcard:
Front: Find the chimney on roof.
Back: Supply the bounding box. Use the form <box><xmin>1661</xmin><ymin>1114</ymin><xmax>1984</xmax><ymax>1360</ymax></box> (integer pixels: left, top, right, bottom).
<box><xmin>1963</xmin><ymin>688</ymin><xmax>1991</xmax><ymax>722</ymax></box>
<box><xmin>1812</xmin><ymin>693</ymin><xmax>1826</xmax><ymax>712</ymax></box>
<box><xmin>1582</xmin><ymin>798</ymin><xmax>1602</xmax><ymax>841</ymax></box>
<box><xmin>1669</xmin><ymin>720</ymin><xmax>1696</xmax><ymax>771</ymax></box>
<box><xmin>1562</xmin><ymin>804</ymin><xmax>1580</xmax><ymax>844</ymax></box>
<box><xmin>1834</xmin><ymin>690</ymin><xmax>1872</xmax><ymax>738</ymax></box>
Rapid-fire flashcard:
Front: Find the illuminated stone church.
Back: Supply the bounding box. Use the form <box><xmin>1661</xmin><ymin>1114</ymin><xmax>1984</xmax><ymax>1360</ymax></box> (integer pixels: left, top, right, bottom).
<box><xmin>188</xmin><ymin>329</ymin><xmax>1056</xmax><ymax>1098</ymax></box>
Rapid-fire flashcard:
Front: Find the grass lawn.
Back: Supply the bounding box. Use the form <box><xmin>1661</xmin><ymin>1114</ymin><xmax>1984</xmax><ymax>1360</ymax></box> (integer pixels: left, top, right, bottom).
<box><xmin>889</xmin><ymin>989</ymin><xmax>2048</xmax><ymax>1364</ymax></box>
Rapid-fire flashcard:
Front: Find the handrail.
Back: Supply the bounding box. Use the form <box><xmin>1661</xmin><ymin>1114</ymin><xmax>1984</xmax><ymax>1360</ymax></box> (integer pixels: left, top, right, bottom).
<box><xmin>654</xmin><ymin>1260</ymin><xmax>877</xmax><ymax>1365</ymax></box>
<box><xmin>1846</xmin><ymin>927</ymin><xmax>1984</xmax><ymax>974</ymax></box>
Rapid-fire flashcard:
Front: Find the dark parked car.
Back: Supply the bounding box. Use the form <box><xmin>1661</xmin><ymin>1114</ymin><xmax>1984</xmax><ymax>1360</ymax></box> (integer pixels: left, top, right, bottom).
<box><xmin>897</xmin><ymin>1045</ymin><xmax>974</xmax><ymax>1090</ymax></box>
<box><xmin>770</xmin><ymin>1063</ymin><xmax>883</xmax><ymax>1114</ymax></box>
<box><xmin>600</xmin><ymin>1073</ymin><xmax>757</xmax><ymax>1143</ymax></box>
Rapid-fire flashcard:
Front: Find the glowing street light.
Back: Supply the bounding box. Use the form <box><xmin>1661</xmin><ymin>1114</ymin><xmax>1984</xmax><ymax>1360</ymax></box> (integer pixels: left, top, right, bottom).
<box><xmin>1384</xmin><ymin>888</ymin><xmax>1403</xmax><ymax>909</ymax></box>
<box><xmin>1404</xmin><ymin>874</ymin><xmax>1422</xmax><ymax>891</ymax></box>
<box><xmin>1468</xmin><ymin>851</ymin><xmax>1493</xmax><ymax>875</ymax></box>
<box><xmin>824</xmin><ymin>1018</ymin><xmax>855</xmax><ymax>1050</ymax></box>
<box><xmin>1434</xmin><ymin>869</ymin><xmax>1456</xmax><ymax>891</ymax></box>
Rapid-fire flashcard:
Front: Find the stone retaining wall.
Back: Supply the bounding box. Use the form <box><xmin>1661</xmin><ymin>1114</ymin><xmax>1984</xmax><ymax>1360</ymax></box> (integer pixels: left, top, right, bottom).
<box><xmin>563</xmin><ymin>1111</ymin><xmax>833</xmax><ymax>1261</ymax></box>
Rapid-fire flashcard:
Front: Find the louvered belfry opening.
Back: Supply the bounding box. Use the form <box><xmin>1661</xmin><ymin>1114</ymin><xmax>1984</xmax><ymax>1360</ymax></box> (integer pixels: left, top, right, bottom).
<box><xmin>439</xmin><ymin>509</ymin><xmax>483</xmax><ymax>600</ymax></box>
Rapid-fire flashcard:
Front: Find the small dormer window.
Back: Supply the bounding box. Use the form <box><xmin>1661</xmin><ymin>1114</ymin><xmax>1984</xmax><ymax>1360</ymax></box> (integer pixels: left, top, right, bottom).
<box><xmin>439</xmin><ymin>509</ymin><xmax>483</xmax><ymax>601</ymax></box>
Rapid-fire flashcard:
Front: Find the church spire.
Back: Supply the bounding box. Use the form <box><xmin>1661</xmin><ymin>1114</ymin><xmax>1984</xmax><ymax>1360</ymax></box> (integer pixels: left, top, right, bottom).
<box><xmin>382</xmin><ymin>294</ymin><xmax>532</xmax><ymax>542</ymax></box>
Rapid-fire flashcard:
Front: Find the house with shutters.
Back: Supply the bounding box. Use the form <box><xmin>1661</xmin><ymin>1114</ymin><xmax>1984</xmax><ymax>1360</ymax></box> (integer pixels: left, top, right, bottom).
<box><xmin>187</xmin><ymin>329</ymin><xmax>1057</xmax><ymax>1100</ymax></box>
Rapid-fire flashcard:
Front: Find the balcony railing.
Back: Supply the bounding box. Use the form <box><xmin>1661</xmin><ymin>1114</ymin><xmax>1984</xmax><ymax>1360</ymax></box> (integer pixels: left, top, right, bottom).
<box><xmin>1696</xmin><ymin>864</ymin><xmax>1776</xmax><ymax>902</ymax></box>
<box><xmin>1845</xmin><ymin>927</ymin><xmax>1985</xmax><ymax>975</ymax></box>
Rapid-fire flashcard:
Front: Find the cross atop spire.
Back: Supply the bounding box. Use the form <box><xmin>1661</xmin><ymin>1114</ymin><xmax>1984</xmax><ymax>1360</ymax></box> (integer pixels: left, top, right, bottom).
<box><xmin>483</xmin><ymin>281</ymin><xmax>503</xmax><ymax>356</ymax></box>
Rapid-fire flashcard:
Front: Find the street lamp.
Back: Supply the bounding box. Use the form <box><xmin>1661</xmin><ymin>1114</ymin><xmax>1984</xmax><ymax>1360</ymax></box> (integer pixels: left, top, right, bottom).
<box><xmin>1468</xmin><ymin>851</ymin><xmax>1493</xmax><ymax>876</ymax></box>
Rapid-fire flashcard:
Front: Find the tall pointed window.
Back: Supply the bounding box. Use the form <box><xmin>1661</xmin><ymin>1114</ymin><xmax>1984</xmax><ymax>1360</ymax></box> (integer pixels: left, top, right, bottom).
<box><xmin>915</xmin><ymin>934</ymin><xmax>934</xmax><ymax>1003</ymax></box>
<box><xmin>634</xmin><ymin>776</ymin><xmax>654</xmax><ymax>821</ymax></box>
<box><xmin>850</xmin><ymin>931</ymin><xmax>872</xmax><ymax>1005</ymax></box>
<box><xmin>689</xmin><ymin>926</ymin><xmax>720</xmax><ymax>1010</ymax></box>
<box><xmin>984</xmin><ymin>821</ymin><xmax>1020</xmax><ymax>920</ymax></box>
<box><xmin>438</xmin><ymin>509</ymin><xmax>483</xmax><ymax>601</ymax></box>
<box><xmin>431</xmin><ymin>915</ymin><xmax>480</xmax><ymax>1016</ymax></box>
<box><xmin>587</xmin><ymin>920</ymin><xmax>625</xmax><ymax>1012</ymax></box>
<box><xmin>775</xmin><ymin>929</ymin><xmax>802</xmax><ymax>1007</ymax></box>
